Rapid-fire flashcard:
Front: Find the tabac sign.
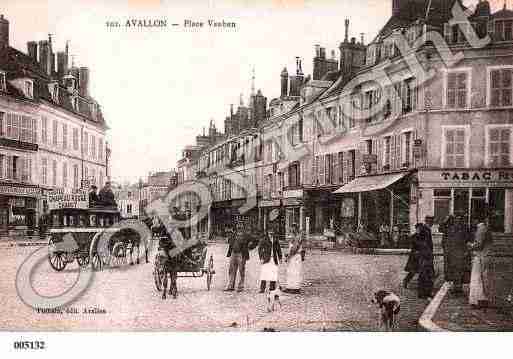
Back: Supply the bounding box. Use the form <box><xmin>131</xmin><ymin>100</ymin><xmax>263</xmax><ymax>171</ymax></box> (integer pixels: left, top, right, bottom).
<box><xmin>419</xmin><ymin>170</ymin><xmax>513</xmax><ymax>188</ymax></box>
<box><xmin>46</xmin><ymin>188</ymin><xmax>88</xmax><ymax>210</ymax></box>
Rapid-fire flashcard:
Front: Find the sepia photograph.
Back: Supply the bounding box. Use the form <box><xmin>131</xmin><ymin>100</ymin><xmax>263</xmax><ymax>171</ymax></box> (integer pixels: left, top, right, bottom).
<box><xmin>0</xmin><ymin>0</ymin><xmax>512</xmax><ymax>352</ymax></box>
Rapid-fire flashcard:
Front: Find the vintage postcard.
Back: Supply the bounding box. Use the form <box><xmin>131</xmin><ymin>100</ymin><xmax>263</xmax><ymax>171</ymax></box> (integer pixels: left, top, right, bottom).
<box><xmin>0</xmin><ymin>0</ymin><xmax>513</xmax><ymax>351</ymax></box>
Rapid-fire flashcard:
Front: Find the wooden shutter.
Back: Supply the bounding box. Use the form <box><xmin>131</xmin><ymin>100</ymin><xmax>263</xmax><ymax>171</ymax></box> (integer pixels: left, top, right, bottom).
<box><xmin>444</xmin><ymin>23</ymin><xmax>452</xmax><ymax>43</ymax></box>
<box><xmin>390</xmin><ymin>135</ymin><xmax>396</xmax><ymax>170</ymax></box>
<box><xmin>372</xmin><ymin>139</ymin><xmax>379</xmax><ymax>173</ymax></box>
<box><xmin>319</xmin><ymin>155</ymin><xmax>325</xmax><ymax>185</ymax></box>
<box><xmin>396</xmin><ymin>134</ymin><xmax>402</xmax><ymax>168</ymax></box>
<box><xmin>342</xmin><ymin>152</ymin><xmax>349</xmax><ymax>183</ymax></box>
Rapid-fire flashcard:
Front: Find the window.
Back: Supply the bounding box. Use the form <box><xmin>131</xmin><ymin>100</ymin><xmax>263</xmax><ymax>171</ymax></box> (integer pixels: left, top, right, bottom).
<box><xmin>127</xmin><ymin>204</ymin><xmax>132</xmax><ymax>215</ymax></box>
<box><xmin>21</xmin><ymin>157</ymin><xmax>31</xmax><ymax>182</ymax></box>
<box><xmin>52</xmin><ymin>160</ymin><xmax>57</xmax><ymax>187</ymax></box>
<box><xmin>278</xmin><ymin>172</ymin><xmax>284</xmax><ymax>193</ymax></box>
<box><xmin>24</xmin><ymin>80</ymin><xmax>33</xmax><ymax>99</ymax></box>
<box><xmin>489</xmin><ymin>68</ymin><xmax>512</xmax><ymax>107</ymax></box>
<box><xmin>4</xmin><ymin>113</ymin><xmax>36</xmax><ymax>142</ymax></box>
<box><xmin>83</xmin><ymin>132</ymin><xmax>88</xmax><ymax>156</ymax></box>
<box><xmin>84</xmin><ymin>167</ymin><xmax>89</xmax><ymax>184</ymax></box>
<box><xmin>0</xmin><ymin>72</ymin><xmax>6</xmax><ymax>92</ymax></box>
<box><xmin>62</xmin><ymin>162</ymin><xmax>68</xmax><ymax>188</ymax></box>
<box><xmin>288</xmin><ymin>162</ymin><xmax>300</xmax><ymax>188</ymax></box>
<box><xmin>443</xmin><ymin>127</ymin><xmax>467</xmax><ymax>168</ymax></box>
<box><xmin>0</xmin><ymin>154</ymin><xmax>4</xmax><ymax>178</ymax></box>
<box><xmin>403</xmin><ymin>132</ymin><xmax>412</xmax><ymax>167</ymax></box>
<box><xmin>73</xmin><ymin>128</ymin><xmax>79</xmax><ymax>150</ymax></box>
<box><xmin>487</xmin><ymin>126</ymin><xmax>511</xmax><ymax>167</ymax></box>
<box><xmin>91</xmin><ymin>135</ymin><xmax>96</xmax><ymax>160</ymax></box>
<box><xmin>72</xmin><ymin>96</ymin><xmax>79</xmax><ymax>111</ymax></box>
<box><xmin>91</xmin><ymin>168</ymin><xmax>96</xmax><ymax>186</ymax></box>
<box><xmin>73</xmin><ymin>164</ymin><xmax>79</xmax><ymax>188</ymax></box>
<box><xmin>52</xmin><ymin>120</ymin><xmax>58</xmax><ymax>146</ymax></box>
<box><xmin>62</xmin><ymin>124</ymin><xmax>68</xmax><ymax>150</ymax></box>
<box><xmin>446</xmin><ymin>71</ymin><xmax>469</xmax><ymax>109</ymax></box>
<box><xmin>434</xmin><ymin>189</ymin><xmax>451</xmax><ymax>225</ymax></box>
<box><xmin>41</xmin><ymin>158</ymin><xmax>47</xmax><ymax>185</ymax></box>
<box><xmin>41</xmin><ymin>117</ymin><xmax>48</xmax><ymax>144</ymax></box>
<box><xmin>49</xmin><ymin>82</ymin><xmax>59</xmax><ymax>103</ymax></box>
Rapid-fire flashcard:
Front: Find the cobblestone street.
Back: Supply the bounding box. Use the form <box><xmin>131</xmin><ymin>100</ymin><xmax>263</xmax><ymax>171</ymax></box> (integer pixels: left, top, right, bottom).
<box><xmin>0</xmin><ymin>243</ymin><xmax>443</xmax><ymax>331</ymax></box>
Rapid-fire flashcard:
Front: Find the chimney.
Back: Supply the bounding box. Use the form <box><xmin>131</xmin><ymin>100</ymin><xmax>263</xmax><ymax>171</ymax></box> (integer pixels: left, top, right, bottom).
<box><xmin>0</xmin><ymin>15</ymin><xmax>9</xmax><ymax>49</ymax></box>
<box><xmin>315</xmin><ymin>44</ymin><xmax>321</xmax><ymax>58</ymax></box>
<box><xmin>27</xmin><ymin>41</ymin><xmax>38</xmax><ymax>62</ymax></box>
<box><xmin>392</xmin><ymin>0</ymin><xmax>401</xmax><ymax>17</ymax></box>
<box><xmin>57</xmin><ymin>51</ymin><xmax>68</xmax><ymax>78</ymax></box>
<box><xmin>280</xmin><ymin>67</ymin><xmax>288</xmax><ymax>98</ymax></box>
<box><xmin>320</xmin><ymin>47</ymin><xmax>326</xmax><ymax>59</ymax></box>
<box><xmin>344</xmin><ymin>19</ymin><xmax>350</xmax><ymax>43</ymax></box>
<box><xmin>38</xmin><ymin>40</ymin><xmax>52</xmax><ymax>76</ymax></box>
<box><xmin>360</xmin><ymin>33</ymin><xmax>365</xmax><ymax>45</ymax></box>
<box><xmin>78</xmin><ymin>67</ymin><xmax>90</xmax><ymax>97</ymax></box>
<box><xmin>313</xmin><ymin>46</ymin><xmax>327</xmax><ymax>80</ymax></box>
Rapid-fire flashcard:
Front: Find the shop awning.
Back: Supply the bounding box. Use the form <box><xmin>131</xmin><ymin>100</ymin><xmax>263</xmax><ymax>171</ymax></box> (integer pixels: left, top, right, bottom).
<box><xmin>333</xmin><ymin>172</ymin><xmax>410</xmax><ymax>194</ymax></box>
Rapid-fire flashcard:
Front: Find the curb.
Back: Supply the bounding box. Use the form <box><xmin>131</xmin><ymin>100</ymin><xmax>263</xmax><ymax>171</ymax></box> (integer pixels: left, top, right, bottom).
<box><xmin>0</xmin><ymin>241</ymin><xmax>46</xmax><ymax>248</ymax></box>
<box><xmin>418</xmin><ymin>281</ymin><xmax>453</xmax><ymax>332</ymax></box>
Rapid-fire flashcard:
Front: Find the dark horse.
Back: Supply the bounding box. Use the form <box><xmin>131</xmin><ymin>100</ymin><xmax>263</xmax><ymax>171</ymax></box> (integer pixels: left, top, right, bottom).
<box><xmin>148</xmin><ymin>216</ymin><xmax>180</xmax><ymax>299</ymax></box>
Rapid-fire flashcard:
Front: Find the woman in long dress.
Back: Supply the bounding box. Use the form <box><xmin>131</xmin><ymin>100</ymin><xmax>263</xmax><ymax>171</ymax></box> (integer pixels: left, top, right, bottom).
<box><xmin>258</xmin><ymin>229</ymin><xmax>282</xmax><ymax>293</ymax></box>
<box><xmin>414</xmin><ymin>224</ymin><xmax>434</xmax><ymax>299</ymax></box>
<box><xmin>284</xmin><ymin>224</ymin><xmax>303</xmax><ymax>294</ymax></box>
<box><xmin>468</xmin><ymin>220</ymin><xmax>493</xmax><ymax>308</ymax></box>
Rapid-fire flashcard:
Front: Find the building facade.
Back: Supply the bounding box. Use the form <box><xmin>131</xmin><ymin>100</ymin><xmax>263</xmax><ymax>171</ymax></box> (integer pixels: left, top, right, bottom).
<box><xmin>173</xmin><ymin>0</ymin><xmax>513</xmax><ymax>241</ymax></box>
<box><xmin>0</xmin><ymin>14</ymin><xmax>109</xmax><ymax>234</ymax></box>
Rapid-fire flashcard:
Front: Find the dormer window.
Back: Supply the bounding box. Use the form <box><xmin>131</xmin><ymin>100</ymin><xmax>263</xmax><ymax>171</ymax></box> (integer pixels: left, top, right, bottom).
<box><xmin>49</xmin><ymin>82</ymin><xmax>59</xmax><ymax>103</ymax></box>
<box><xmin>64</xmin><ymin>75</ymin><xmax>77</xmax><ymax>92</ymax></box>
<box><xmin>72</xmin><ymin>96</ymin><xmax>79</xmax><ymax>111</ymax></box>
<box><xmin>24</xmin><ymin>80</ymin><xmax>33</xmax><ymax>99</ymax></box>
<box><xmin>0</xmin><ymin>72</ymin><xmax>6</xmax><ymax>92</ymax></box>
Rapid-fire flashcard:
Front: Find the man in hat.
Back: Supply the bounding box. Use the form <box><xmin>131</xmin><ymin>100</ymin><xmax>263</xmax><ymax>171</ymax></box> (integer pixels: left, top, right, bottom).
<box><xmin>225</xmin><ymin>220</ymin><xmax>258</xmax><ymax>292</ymax></box>
<box><xmin>88</xmin><ymin>185</ymin><xmax>99</xmax><ymax>207</ymax></box>
<box><xmin>98</xmin><ymin>181</ymin><xmax>117</xmax><ymax>207</ymax></box>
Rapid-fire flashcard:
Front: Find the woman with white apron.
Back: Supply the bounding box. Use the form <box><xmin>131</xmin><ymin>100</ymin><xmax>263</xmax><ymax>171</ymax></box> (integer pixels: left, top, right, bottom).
<box><xmin>258</xmin><ymin>229</ymin><xmax>282</xmax><ymax>293</ymax></box>
<box><xmin>468</xmin><ymin>220</ymin><xmax>493</xmax><ymax>308</ymax></box>
<box><xmin>284</xmin><ymin>224</ymin><xmax>303</xmax><ymax>294</ymax></box>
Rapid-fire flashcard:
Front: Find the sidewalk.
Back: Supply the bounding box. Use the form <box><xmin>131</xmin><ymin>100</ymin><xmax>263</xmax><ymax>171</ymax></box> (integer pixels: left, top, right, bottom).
<box><xmin>0</xmin><ymin>235</ymin><xmax>46</xmax><ymax>247</ymax></box>
<box><xmin>432</xmin><ymin>286</ymin><xmax>513</xmax><ymax>331</ymax></box>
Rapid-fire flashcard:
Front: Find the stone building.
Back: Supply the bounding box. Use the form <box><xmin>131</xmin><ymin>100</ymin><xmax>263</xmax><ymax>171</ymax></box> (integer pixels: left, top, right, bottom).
<box><xmin>0</xmin><ymin>14</ymin><xmax>108</xmax><ymax>235</ymax></box>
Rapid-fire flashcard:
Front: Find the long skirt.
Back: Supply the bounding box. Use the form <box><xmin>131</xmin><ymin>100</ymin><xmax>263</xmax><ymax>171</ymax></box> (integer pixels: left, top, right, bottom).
<box><xmin>260</xmin><ymin>261</ymin><xmax>279</xmax><ymax>282</ymax></box>
<box><xmin>418</xmin><ymin>260</ymin><xmax>434</xmax><ymax>298</ymax></box>
<box><xmin>286</xmin><ymin>254</ymin><xmax>303</xmax><ymax>290</ymax></box>
<box><xmin>469</xmin><ymin>255</ymin><xmax>488</xmax><ymax>305</ymax></box>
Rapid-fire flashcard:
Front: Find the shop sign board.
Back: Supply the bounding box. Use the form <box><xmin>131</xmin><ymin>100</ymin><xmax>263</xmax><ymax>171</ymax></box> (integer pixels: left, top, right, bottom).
<box><xmin>362</xmin><ymin>154</ymin><xmax>377</xmax><ymax>165</ymax></box>
<box><xmin>46</xmin><ymin>188</ymin><xmax>88</xmax><ymax>210</ymax></box>
<box><xmin>283</xmin><ymin>189</ymin><xmax>303</xmax><ymax>199</ymax></box>
<box><xmin>0</xmin><ymin>184</ymin><xmax>41</xmax><ymax>197</ymax></box>
<box><xmin>419</xmin><ymin>170</ymin><xmax>513</xmax><ymax>188</ymax></box>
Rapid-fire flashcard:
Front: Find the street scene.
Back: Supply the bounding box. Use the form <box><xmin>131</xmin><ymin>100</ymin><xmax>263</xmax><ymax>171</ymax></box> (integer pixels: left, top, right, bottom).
<box><xmin>1</xmin><ymin>0</ymin><xmax>513</xmax><ymax>335</ymax></box>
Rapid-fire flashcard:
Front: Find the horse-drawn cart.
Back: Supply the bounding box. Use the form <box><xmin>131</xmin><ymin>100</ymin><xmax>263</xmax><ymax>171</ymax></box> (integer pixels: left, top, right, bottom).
<box><xmin>47</xmin><ymin>206</ymin><xmax>148</xmax><ymax>271</ymax></box>
<box><xmin>150</xmin><ymin>214</ymin><xmax>215</xmax><ymax>298</ymax></box>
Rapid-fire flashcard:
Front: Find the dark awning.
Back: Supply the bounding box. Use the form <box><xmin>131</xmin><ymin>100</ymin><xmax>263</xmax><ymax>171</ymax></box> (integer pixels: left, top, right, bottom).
<box><xmin>333</xmin><ymin>172</ymin><xmax>410</xmax><ymax>194</ymax></box>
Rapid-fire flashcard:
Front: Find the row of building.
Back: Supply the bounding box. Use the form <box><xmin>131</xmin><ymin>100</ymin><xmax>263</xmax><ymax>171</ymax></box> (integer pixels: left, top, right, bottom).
<box><xmin>0</xmin><ymin>15</ymin><xmax>110</xmax><ymax>234</ymax></box>
<box><xmin>170</xmin><ymin>0</ymin><xmax>513</xmax><ymax>241</ymax></box>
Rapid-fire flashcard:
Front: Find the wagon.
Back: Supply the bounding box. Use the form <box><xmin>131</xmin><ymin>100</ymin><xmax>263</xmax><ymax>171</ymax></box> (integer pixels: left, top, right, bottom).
<box><xmin>151</xmin><ymin>214</ymin><xmax>215</xmax><ymax>293</ymax></box>
<box><xmin>47</xmin><ymin>206</ymin><xmax>149</xmax><ymax>272</ymax></box>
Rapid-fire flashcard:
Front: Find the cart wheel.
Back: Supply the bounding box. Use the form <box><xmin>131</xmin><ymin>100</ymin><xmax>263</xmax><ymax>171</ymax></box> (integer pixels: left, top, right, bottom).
<box><xmin>91</xmin><ymin>252</ymin><xmax>103</xmax><ymax>271</ymax></box>
<box><xmin>48</xmin><ymin>236</ymin><xmax>67</xmax><ymax>272</ymax></box>
<box><xmin>206</xmin><ymin>255</ymin><xmax>214</xmax><ymax>291</ymax></box>
<box><xmin>77</xmin><ymin>255</ymin><xmax>90</xmax><ymax>268</ymax></box>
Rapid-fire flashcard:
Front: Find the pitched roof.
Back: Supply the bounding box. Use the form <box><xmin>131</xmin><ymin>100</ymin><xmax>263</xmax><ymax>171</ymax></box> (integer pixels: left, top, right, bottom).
<box><xmin>0</xmin><ymin>46</ymin><xmax>106</xmax><ymax>128</ymax></box>
<box><xmin>492</xmin><ymin>6</ymin><xmax>513</xmax><ymax>19</ymax></box>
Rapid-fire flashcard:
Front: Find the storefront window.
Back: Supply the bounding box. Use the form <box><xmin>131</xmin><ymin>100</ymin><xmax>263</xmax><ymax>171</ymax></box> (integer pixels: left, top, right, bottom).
<box><xmin>489</xmin><ymin>189</ymin><xmax>505</xmax><ymax>232</ymax></box>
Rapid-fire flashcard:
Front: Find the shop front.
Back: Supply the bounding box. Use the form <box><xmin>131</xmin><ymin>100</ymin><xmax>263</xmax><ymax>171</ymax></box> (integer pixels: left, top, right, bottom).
<box><xmin>0</xmin><ymin>182</ymin><xmax>41</xmax><ymax>235</ymax></box>
<box><xmin>259</xmin><ymin>199</ymin><xmax>281</xmax><ymax>232</ymax></box>
<box><xmin>303</xmin><ymin>187</ymin><xmax>341</xmax><ymax>235</ymax></box>
<box><xmin>418</xmin><ymin>169</ymin><xmax>513</xmax><ymax>234</ymax></box>
<box><xmin>333</xmin><ymin>171</ymin><xmax>413</xmax><ymax>242</ymax></box>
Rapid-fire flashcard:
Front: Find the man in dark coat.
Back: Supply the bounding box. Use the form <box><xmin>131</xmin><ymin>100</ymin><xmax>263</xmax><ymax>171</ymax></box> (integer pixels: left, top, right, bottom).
<box><xmin>415</xmin><ymin>224</ymin><xmax>435</xmax><ymax>299</ymax></box>
<box><xmin>98</xmin><ymin>182</ymin><xmax>117</xmax><ymax>207</ymax></box>
<box><xmin>88</xmin><ymin>185</ymin><xmax>99</xmax><ymax>207</ymax></box>
<box><xmin>442</xmin><ymin>214</ymin><xmax>471</xmax><ymax>295</ymax></box>
<box><xmin>225</xmin><ymin>222</ymin><xmax>258</xmax><ymax>292</ymax></box>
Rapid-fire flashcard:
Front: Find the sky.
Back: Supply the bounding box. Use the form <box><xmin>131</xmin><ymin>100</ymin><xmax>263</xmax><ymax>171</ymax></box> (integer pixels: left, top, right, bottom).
<box><xmin>1</xmin><ymin>0</ymin><xmax>506</xmax><ymax>183</ymax></box>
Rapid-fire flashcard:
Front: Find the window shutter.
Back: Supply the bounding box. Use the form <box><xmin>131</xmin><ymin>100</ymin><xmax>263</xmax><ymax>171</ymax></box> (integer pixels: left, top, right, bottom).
<box><xmin>396</xmin><ymin>134</ymin><xmax>403</xmax><ymax>168</ymax></box>
<box><xmin>342</xmin><ymin>152</ymin><xmax>349</xmax><ymax>183</ymax></box>
<box><xmin>319</xmin><ymin>155</ymin><xmax>325</xmax><ymax>185</ymax></box>
<box><xmin>372</xmin><ymin>139</ymin><xmax>379</xmax><ymax>173</ymax></box>
<box><xmin>390</xmin><ymin>136</ymin><xmax>396</xmax><ymax>170</ymax></box>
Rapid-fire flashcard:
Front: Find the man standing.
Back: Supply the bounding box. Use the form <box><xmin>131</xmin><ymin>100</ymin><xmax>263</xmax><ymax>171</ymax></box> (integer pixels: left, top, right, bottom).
<box><xmin>442</xmin><ymin>213</ymin><xmax>471</xmax><ymax>295</ymax></box>
<box><xmin>225</xmin><ymin>221</ymin><xmax>257</xmax><ymax>292</ymax></box>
